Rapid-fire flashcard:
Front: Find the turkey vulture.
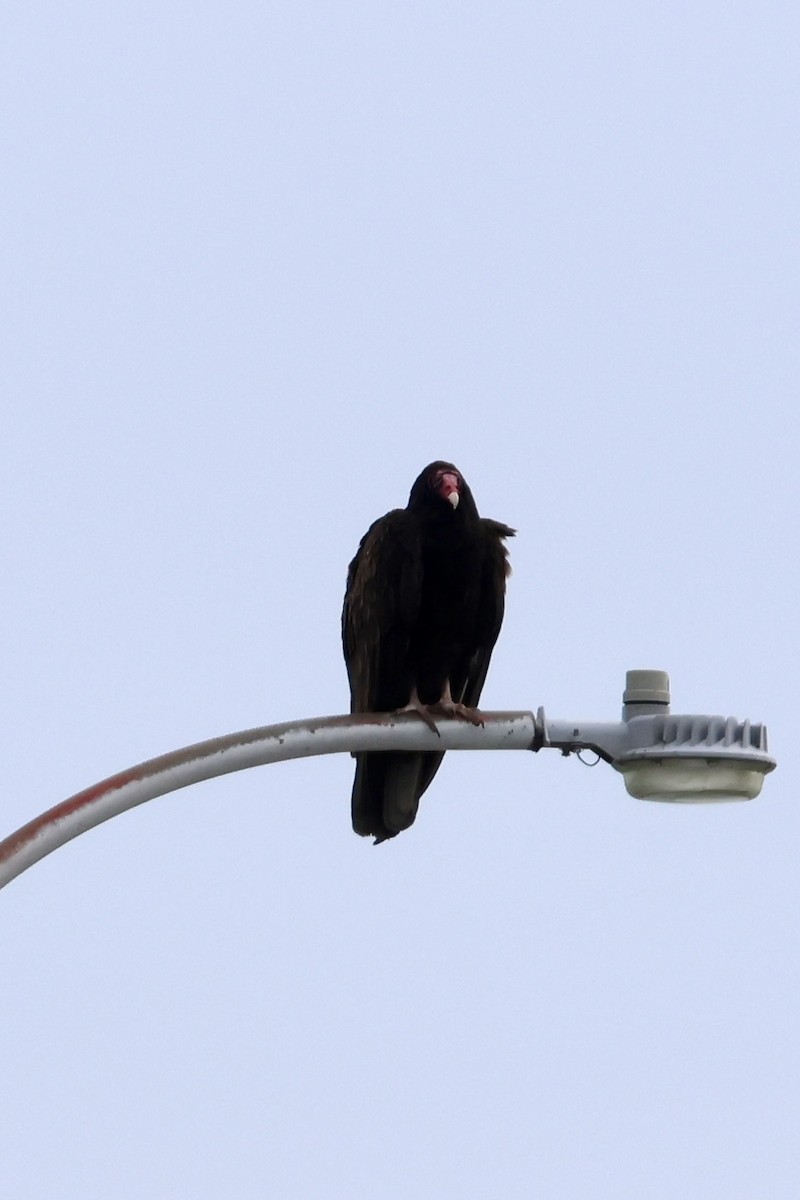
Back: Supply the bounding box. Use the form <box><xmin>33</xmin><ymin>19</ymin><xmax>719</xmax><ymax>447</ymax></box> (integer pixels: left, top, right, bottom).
<box><xmin>342</xmin><ymin>461</ymin><xmax>514</xmax><ymax>841</ymax></box>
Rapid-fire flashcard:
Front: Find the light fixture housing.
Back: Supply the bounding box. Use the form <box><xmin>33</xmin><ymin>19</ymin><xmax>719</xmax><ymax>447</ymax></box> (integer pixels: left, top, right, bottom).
<box><xmin>540</xmin><ymin>670</ymin><xmax>776</xmax><ymax>803</ymax></box>
<box><xmin>614</xmin><ymin>714</ymin><xmax>773</xmax><ymax>802</ymax></box>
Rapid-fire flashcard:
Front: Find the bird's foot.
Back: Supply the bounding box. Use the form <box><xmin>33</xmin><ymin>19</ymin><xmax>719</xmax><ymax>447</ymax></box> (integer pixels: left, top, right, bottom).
<box><xmin>393</xmin><ymin>696</ymin><xmax>442</xmax><ymax>736</ymax></box>
<box><xmin>426</xmin><ymin>699</ymin><xmax>485</xmax><ymax>727</ymax></box>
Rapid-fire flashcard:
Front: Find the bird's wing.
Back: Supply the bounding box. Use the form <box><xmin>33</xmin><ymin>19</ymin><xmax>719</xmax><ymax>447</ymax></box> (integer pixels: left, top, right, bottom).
<box><xmin>343</xmin><ymin>509</ymin><xmax>427</xmax><ymax>840</ymax></box>
<box><xmin>342</xmin><ymin>508</ymin><xmax>423</xmax><ymax>714</ymax></box>
<box><xmin>460</xmin><ymin>518</ymin><xmax>516</xmax><ymax>708</ymax></box>
<box><xmin>411</xmin><ymin>518</ymin><xmax>515</xmax><ymax>807</ymax></box>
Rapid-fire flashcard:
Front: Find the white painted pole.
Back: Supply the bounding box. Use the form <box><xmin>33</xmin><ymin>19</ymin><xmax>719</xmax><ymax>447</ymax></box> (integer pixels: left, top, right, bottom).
<box><xmin>0</xmin><ymin>711</ymin><xmax>538</xmax><ymax>890</ymax></box>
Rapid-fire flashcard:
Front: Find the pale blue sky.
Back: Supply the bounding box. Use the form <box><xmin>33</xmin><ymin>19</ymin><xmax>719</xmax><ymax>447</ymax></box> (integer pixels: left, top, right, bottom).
<box><xmin>1</xmin><ymin>3</ymin><xmax>797</xmax><ymax>1196</ymax></box>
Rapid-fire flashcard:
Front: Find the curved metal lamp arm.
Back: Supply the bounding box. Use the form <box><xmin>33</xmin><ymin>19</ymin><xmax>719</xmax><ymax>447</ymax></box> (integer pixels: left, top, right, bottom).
<box><xmin>0</xmin><ymin>711</ymin><xmax>538</xmax><ymax>891</ymax></box>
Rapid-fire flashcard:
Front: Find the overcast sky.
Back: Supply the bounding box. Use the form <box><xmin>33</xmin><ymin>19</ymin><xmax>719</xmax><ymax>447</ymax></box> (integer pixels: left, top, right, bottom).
<box><xmin>2</xmin><ymin>2</ymin><xmax>798</xmax><ymax>1197</ymax></box>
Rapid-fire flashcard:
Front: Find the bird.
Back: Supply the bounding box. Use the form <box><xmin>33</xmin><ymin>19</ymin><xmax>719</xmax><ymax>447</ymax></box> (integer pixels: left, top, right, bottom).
<box><xmin>342</xmin><ymin>461</ymin><xmax>515</xmax><ymax>841</ymax></box>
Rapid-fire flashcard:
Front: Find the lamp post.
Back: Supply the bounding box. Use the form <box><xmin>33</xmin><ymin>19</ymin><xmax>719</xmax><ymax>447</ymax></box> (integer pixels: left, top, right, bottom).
<box><xmin>0</xmin><ymin>670</ymin><xmax>775</xmax><ymax>890</ymax></box>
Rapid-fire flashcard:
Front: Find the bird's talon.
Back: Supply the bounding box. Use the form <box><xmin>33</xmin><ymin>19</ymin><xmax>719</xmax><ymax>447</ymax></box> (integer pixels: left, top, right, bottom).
<box><xmin>426</xmin><ymin>700</ymin><xmax>484</xmax><ymax>727</ymax></box>
<box><xmin>393</xmin><ymin>700</ymin><xmax>441</xmax><ymax>736</ymax></box>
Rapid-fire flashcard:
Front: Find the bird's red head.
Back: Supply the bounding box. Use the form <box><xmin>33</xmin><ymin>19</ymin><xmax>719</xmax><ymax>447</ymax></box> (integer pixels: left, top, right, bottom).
<box><xmin>408</xmin><ymin>461</ymin><xmax>477</xmax><ymax>519</ymax></box>
<box><xmin>429</xmin><ymin>464</ymin><xmax>462</xmax><ymax>509</ymax></box>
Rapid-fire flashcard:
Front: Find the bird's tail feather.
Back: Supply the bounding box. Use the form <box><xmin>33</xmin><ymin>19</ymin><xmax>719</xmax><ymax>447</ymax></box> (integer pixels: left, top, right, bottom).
<box><xmin>352</xmin><ymin>752</ymin><xmax>434</xmax><ymax>842</ymax></box>
<box><xmin>382</xmin><ymin>754</ymin><xmax>424</xmax><ymax>835</ymax></box>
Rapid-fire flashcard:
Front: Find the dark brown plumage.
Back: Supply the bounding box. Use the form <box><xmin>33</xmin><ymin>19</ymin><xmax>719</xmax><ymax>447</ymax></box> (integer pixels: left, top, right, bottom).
<box><xmin>342</xmin><ymin>461</ymin><xmax>514</xmax><ymax>842</ymax></box>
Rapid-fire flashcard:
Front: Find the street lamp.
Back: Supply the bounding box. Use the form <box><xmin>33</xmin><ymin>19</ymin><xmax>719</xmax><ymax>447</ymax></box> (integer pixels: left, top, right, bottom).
<box><xmin>540</xmin><ymin>670</ymin><xmax>775</xmax><ymax>803</ymax></box>
<box><xmin>0</xmin><ymin>669</ymin><xmax>775</xmax><ymax>890</ymax></box>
